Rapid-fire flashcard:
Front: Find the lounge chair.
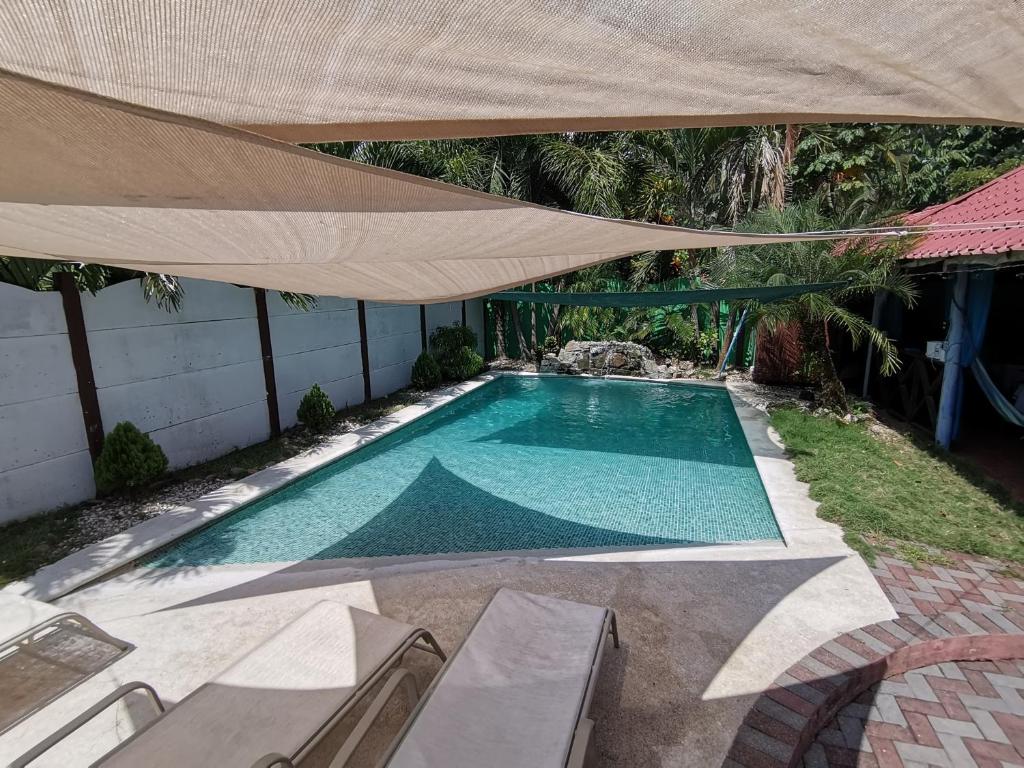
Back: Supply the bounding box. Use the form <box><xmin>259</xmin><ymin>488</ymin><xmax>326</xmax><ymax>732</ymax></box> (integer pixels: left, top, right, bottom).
<box><xmin>373</xmin><ymin>588</ymin><xmax>619</xmax><ymax>768</ymax></box>
<box><xmin>0</xmin><ymin>593</ymin><xmax>133</xmax><ymax>735</ymax></box>
<box><xmin>12</xmin><ymin>600</ymin><xmax>445</xmax><ymax>768</ymax></box>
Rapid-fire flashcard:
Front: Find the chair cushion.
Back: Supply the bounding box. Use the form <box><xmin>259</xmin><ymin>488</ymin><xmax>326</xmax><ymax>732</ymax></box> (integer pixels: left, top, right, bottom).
<box><xmin>387</xmin><ymin>588</ymin><xmax>608</xmax><ymax>768</ymax></box>
<box><xmin>102</xmin><ymin>601</ymin><xmax>415</xmax><ymax>767</ymax></box>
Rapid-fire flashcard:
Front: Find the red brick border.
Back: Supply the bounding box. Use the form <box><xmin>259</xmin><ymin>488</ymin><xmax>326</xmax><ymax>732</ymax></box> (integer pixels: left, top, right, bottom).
<box><xmin>723</xmin><ymin>611</ymin><xmax>1024</xmax><ymax>767</ymax></box>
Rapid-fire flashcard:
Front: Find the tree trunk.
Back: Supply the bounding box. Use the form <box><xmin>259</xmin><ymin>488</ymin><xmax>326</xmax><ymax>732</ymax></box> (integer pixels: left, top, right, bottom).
<box><xmin>495</xmin><ymin>302</ymin><xmax>507</xmax><ymax>358</ymax></box>
<box><xmin>783</xmin><ymin>124</ymin><xmax>801</xmax><ymax>166</ymax></box>
<box><xmin>686</xmin><ymin>250</ymin><xmax>701</xmax><ymax>362</ymax></box>
<box><xmin>548</xmin><ymin>277</ymin><xmax>566</xmax><ymax>347</ymax></box>
<box><xmin>802</xmin><ymin>319</ymin><xmax>848</xmax><ymax>412</ymax></box>
<box><xmin>782</xmin><ymin>125</ymin><xmax>801</xmax><ymax>207</ymax></box>
<box><xmin>509</xmin><ymin>301</ymin><xmax>530</xmax><ymax>361</ymax></box>
<box><xmin>748</xmin><ymin>162</ymin><xmax>761</xmax><ymax>213</ymax></box>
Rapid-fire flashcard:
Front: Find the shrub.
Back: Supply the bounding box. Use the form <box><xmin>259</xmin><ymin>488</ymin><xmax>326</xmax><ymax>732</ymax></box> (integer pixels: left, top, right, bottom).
<box><xmin>430</xmin><ymin>324</ymin><xmax>477</xmax><ymax>359</ymax></box>
<box><xmin>94</xmin><ymin>422</ymin><xmax>168</xmax><ymax>495</ymax></box>
<box><xmin>411</xmin><ymin>351</ymin><xmax>442</xmax><ymax>389</ymax></box>
<box><xmin>543</xmin><ymin>335</ymin><xmax>559</xmax><ymax>353</ymax></box>
<box><xmin>444</xmin><ymin>346</ymin><xmax>485</xmax><ymax>380</ymax></box>
<box><xmin>297</xmin><ymin>383</ymin><xmax>335</xmax><ymax>432</ymax></box>
<box><xmin>430</xmin><ymin>324</ymin><xmax>484</xmax><ymax>381</ymax></box>
<box><xmin>695</xmin><ymin>329</ymin><xmax>719</xmax><ymax>365</ymax></box>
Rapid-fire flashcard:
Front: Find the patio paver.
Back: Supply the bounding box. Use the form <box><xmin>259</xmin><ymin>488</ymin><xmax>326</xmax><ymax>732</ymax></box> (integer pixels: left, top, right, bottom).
<box><xmin>727</xmin><ymin>551</ymin><xmax>1024</xmax><ymax>767</ymax></box>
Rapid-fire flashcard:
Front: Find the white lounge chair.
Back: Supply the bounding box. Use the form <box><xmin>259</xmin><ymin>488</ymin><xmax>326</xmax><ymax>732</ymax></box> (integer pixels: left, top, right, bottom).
<box><xmin>0</xmin><ymin>593</ymin><xmax>133</xmax><ymax>735</ymax></box>
<box><xmin>373</xmin><ymin>588</ymin><xmax>619</xmax><ymax>768</ymax></box>
<box><xmin>13</xmin><ymin>600</ymin><xmax>445</xmax><ymax>768</ymax></box>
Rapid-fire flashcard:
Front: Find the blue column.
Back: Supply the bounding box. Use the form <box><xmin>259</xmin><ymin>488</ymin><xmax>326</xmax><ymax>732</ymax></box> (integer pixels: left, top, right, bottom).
<box><xmin>935</xmin><ymin>269</ymin><xmax>967</xmax><ymax>449</ymax></box>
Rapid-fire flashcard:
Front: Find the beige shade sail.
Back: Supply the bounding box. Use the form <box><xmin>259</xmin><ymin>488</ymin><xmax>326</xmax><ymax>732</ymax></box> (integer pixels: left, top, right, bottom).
<box><xmin>0</xmin><ymin>1</ymin><xmax>1021</xmax><ymax>141</ymax></box>
<box><xmin>0</xmin><ymin>71</ymin><xmax>843</xmax><ymax>303</ymax></box>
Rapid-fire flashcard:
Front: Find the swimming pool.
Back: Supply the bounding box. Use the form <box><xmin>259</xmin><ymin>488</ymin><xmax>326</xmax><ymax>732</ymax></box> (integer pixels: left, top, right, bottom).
<box><xmin>148</xmin><ymin>376</ymin><xmax>780</xmax><ymax>567</ymax></box>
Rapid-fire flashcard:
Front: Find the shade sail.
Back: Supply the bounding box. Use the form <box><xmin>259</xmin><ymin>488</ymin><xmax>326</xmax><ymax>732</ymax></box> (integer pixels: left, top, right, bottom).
<box><xmin>491</xmin><ymin>282</ymin><xmax>849</xmax><ymax>307</ymax></box>
<box><xmin>0</xmin><ymin>71</ymin><xmax>841</xmax><ymax>303</ymax></box>
<box><xmin>0</xmin><ymin>1</ymin><xmax>1020</xmax><ymax>141</ymax></box>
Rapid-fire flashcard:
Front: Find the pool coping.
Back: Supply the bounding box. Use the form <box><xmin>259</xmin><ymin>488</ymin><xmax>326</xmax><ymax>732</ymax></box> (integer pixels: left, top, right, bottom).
<box><xmin>5</xmin><ymin>371</ymin><xmax>798</xmax><ymax>602</ymax></box>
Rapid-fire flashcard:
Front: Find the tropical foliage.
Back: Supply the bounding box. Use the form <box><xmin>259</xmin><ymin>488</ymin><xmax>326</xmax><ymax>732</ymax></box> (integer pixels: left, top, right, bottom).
<box><xmin>708</xmin><ymin>200</ymin><xmax>918</xmax><ymax>410</ymax></box>
<box><xmin>312</xmin><ymin>124</ymin><xmax>1019</xmax><ymax>399</ymax></box>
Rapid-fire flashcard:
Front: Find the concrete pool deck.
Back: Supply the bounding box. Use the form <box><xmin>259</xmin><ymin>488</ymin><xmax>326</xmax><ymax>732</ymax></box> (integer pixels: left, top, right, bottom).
<box><xmin>0</xmin><ymin>377</ymin><xmax>896</xmax><ymax>767</ymax></box>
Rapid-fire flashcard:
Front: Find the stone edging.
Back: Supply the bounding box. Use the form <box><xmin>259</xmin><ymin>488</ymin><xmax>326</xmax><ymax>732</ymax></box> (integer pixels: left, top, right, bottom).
<box><xmin>725</xmin><ymin>609</ymin><xmax>1024</xmax><ymax>767</ymax></box>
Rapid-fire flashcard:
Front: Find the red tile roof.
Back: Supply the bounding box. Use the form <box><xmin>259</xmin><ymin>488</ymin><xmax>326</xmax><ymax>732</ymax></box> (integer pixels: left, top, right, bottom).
<box><xmin>901</xmin><ymin>164</ymin><xmax>1024</xmax><ymax>261</ymax></box>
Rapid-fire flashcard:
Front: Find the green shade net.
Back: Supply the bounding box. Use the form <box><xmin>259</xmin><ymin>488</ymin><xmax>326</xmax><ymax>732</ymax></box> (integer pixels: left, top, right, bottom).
<box><xmin>489</xmin><ymin>281</ymin><xmax>848</xmax><ymax>307</ymax></box>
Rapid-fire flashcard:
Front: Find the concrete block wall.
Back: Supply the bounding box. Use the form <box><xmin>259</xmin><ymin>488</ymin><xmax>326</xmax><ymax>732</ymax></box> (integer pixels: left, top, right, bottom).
<box><xmin>365</xmin><ymin>302</ymin><xmax>422</xmax><ymax>399</ymax></box>
<box><xmin>0</xmin><ymin>283</ymin><xmax>95</xmax><ymax>522</ymax></box>
<box><xmin>426</xmin><ymin>299</ymin><xmax>485</xmax><ymax>355</ymax></box>
<box><xmin>0</xmin><ymin>284</ymin><xmax>490</xmax><ymax>522</ymax></box>
<box><xmin>268</xmin><ymin>294</ymin><xmax>364</xmax><ymax>428</ymax></box>
<box><xmin>81</xmin><ymin>279</ymin><xmax>271</xmax><ymax>470</ymax></box>
<box><xmin>465</xmin><ymin>298</ymin><xmax>485</xmax><ymax>355</ymax></box>
<box><xmin>424</xmin><ymin>301</ymin><xmax>462</xmax><ymax>342</ymax></box>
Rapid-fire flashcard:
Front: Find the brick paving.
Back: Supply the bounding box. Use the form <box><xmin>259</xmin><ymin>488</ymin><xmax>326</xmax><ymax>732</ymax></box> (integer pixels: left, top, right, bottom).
<box><xmin>801</xmin><ymin>553</ymin><xmax>1024</xmax><ymax>768</ymax></box>
<box><xmin>724</xmin><ymin>548</ymin><xmax>1024</xmax><ymax>768</ymax></box>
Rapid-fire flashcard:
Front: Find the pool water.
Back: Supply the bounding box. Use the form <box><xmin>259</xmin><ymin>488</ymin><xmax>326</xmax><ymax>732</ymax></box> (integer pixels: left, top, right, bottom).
<box><xmin>147</xmin><ymin>376</ymin><xmax>780</xmax><ymax>567</ymax></box>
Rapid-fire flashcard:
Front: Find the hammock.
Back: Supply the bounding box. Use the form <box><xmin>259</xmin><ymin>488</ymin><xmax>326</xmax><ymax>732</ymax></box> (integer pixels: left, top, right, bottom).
<box><xmin>971</xmin><ymin>359</ymin><xmax>1024</xmax><ymax>428</ymax></box>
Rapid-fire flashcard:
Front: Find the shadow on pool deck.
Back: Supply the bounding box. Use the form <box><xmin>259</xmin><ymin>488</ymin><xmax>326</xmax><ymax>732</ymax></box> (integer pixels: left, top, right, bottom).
<box><xmin>105</xmin><ymin>553</ymin><xmax>873</xmax><ymax>767</ymax></box>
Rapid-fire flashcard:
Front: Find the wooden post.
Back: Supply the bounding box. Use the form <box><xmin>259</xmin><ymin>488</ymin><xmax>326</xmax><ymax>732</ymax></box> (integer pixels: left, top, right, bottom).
<box><xmin>357</xmin><ymin>300</ymin><xmax>372</xmax><ymax>403</ymax></box>
<box><xmin>530</xmin><ymin>283</ymin><xmax>537</xmax><ymax>354</ymax></box>
<box><xmin>253</xmin><ymin>288</ymin><xmax>281</xmax><ymax>437</ymax></box>
<box><xmin>419</xmin><ymin>304</ymin><xmax>427</xmax><ymax>352</ymax></box>
<box><xmin>482</xmin><ymin>299</ymin><xmax>490</xmax><ymax>360</ymax></box>
<box><xmin>936</xmin><ymin>270</ymin><xmax>967</xmax><ymax>449</ymax></box>
<box><xmin>57</xmin><ymin>273</ymin><xmax>104</xmax><ymax>460</ymax></box>
<box><xmin>461</xmin><ymin>299</ymin><xmax>467</xmax><ymax>327</ymax></box>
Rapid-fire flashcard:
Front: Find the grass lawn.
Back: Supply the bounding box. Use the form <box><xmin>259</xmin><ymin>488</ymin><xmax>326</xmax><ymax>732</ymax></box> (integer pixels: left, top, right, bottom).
<box><xmin>0</xmin><ymin>387</ymin><xmax>431</xmax><ymax>588</ymax></box>
<box><xmin>771</xmin><ymin>407</ymin><xmax>1024</xmax><ymax>565</ymax></box>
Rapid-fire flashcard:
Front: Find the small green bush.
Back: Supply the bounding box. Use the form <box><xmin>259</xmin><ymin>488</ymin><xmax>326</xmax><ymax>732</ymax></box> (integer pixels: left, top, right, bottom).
<box><xmin>430</xmin><ymin>324</ymin><xmax>484</xmax><ymax>381</ymax></box>
<box><xmin>411</xmin><ymin>351</ymin><xmax>442</xmax><ymax>389</ymax></box>
<box><xmin>297</xmin><ymin>383</ymin><xmax>335</xmax><ymax>432</ymax></box>
<box><xmin>94</xmin><ymin>422</ymin><xmax>168</xmax><ymax>495</ymax></box>
<box><xmin>695</xmin><ymin>329</ymin><xmax>719</xmax><ymax>365</ymax></box>
<box><xmin>430</xmin><ymin>325</ymin><xmax>477</xmax><ymax>358</ymax></box>
<box><xmin>444</xmin><ymin>346</ymin><xmax>485</xmax><ymax>380</ymax></box>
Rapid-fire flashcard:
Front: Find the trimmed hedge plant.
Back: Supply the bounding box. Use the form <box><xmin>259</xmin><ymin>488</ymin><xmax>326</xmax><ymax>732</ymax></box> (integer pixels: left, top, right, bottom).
<box><xmin>443</xmin><ymin>346</ymin><xmax>484</xmax><ymax>380</ymax></box>
<box><xmin>297</xmin><ymin>383</ymin><xmax>334</xmax><ymax>432</ymax></box>
<box><xmin>430</xmin><ymin>325</ymin><xmax>484</xmax><ymax>381</ymax></box>
<box><xmin>94</xmin><ymin>421</ymin><xmax>168</xmax><ymax>495</ymax></box>
<box><xmin>411</xmin><ymin>351</ymin><xmax>442</xmax><ymax>389</ymax></box>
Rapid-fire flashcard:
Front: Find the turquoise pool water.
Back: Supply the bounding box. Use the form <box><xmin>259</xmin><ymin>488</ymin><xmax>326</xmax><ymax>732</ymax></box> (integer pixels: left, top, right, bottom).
<box><xmin>147</xmin><ymin>376</ymin><xmax>780</xmax><ymax>567</ymax></box>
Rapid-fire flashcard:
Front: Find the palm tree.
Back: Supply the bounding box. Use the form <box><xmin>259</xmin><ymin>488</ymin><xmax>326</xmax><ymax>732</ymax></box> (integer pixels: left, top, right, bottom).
<box><xmin>708</xmin><ymin>199</ymin><xmax>917</xmax><ymax>412</ymax></box>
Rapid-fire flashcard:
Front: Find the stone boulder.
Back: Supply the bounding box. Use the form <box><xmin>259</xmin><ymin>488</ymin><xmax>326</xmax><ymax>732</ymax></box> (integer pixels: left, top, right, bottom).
<box><xmin>539</xmin><ymin>340</ymin><xmax>659</xmax><ymax>376</ymax></box>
